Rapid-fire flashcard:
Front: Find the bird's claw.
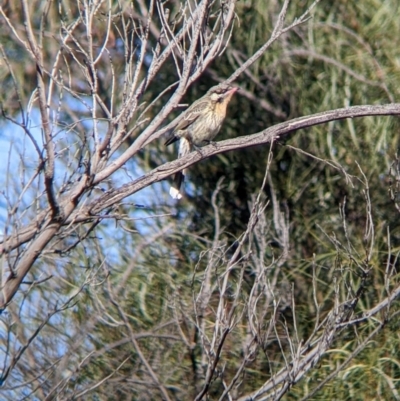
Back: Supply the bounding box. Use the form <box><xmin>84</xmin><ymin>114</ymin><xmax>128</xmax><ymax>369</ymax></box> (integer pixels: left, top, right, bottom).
<box><xmin>193</xmin><ymin>145</ymin><xmax>204</xmax><ymax>156</ymax></box>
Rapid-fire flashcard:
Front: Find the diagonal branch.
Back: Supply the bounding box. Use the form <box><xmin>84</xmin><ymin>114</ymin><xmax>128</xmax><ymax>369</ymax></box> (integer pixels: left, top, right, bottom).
<box><xmin>1</xmin><ymin>103</ymin><xmax>400</xmax><ymax>257</ymax></box>
<box><xmin>90</xmin><ymin>103</ymin><xmax>400</xmax><ymax>212</ymax></box>
<box><xmin>1</xmin><ymin>103</ymin><xmax>399</xmax><ymax>310</ymax></box>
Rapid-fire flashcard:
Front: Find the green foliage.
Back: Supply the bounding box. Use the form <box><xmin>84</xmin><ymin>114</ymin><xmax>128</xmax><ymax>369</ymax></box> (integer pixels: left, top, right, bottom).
<box><xmin>2</xmin><ymin>0</ymin><xmax>400</xmax><ymax>400</ymax></box>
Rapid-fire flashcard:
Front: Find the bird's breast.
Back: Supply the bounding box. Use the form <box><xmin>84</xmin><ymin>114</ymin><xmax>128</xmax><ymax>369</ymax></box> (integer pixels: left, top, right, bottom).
<box><xmin>188</xmin><ymin>115</ymin><xmax>223</xmax><ymax>146</ymax></box>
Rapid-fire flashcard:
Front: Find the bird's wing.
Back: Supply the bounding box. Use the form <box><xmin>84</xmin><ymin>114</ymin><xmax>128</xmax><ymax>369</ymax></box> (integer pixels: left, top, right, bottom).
<box><xmin>174</xmin><ymin>98</ymin><xmax>210</xmax><ymax>131</ymax></box>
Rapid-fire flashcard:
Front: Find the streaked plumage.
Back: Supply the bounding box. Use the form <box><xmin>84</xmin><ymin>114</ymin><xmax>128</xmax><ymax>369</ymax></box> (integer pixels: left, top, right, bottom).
<box><xmin>165</xmin><ymin>84</ymin><xmax>237</xmax><ymax>199</ymax></box>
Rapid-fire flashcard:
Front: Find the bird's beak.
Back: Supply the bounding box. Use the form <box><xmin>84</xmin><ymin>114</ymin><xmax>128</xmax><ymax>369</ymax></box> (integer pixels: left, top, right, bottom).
<box><xmin>224</xmin><ymin>87</ymin><xmax>238</xmax><ymax>99</ymax></box>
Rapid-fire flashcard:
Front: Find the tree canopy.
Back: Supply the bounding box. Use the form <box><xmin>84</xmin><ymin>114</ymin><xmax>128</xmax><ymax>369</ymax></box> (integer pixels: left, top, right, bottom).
<box><xmin>0</xmin><ymin>0</ymin><xmax>400</xmax><ymax>400</ymax></box>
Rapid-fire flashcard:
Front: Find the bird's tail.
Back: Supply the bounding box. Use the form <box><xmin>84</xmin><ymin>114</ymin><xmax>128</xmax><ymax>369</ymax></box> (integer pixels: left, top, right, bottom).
<box><xmin>169</xmin><ymin>172</ymin><xmax>184</xmax><ymax>199</ymax></box>
<box><xmin>169</xmin><ymin>138</ymin><xmax>191</xmax><ymax>199</ymax></box>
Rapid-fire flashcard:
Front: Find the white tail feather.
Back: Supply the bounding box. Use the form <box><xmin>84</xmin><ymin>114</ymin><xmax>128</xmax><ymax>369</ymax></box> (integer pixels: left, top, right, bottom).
<box><xmin>169</xmin><ymin>187</ymin><xmax>182</xmax><ymax>200</ymax></box>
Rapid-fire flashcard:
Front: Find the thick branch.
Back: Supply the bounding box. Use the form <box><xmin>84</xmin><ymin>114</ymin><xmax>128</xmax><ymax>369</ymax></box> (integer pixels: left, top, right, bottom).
<box><xmin>1</xmin><ymin>103</ymin><xmax>400</xmax><ymax>257</ymax></box>
<box><xmin>90</xmin><ymin>103</ymin><xmax>400</xmax><ymax>213</ymax></box>
<box><xmin>0</xmin><ymin>179</ymin><xmax>88</xmax><ymax>310</ymax></box>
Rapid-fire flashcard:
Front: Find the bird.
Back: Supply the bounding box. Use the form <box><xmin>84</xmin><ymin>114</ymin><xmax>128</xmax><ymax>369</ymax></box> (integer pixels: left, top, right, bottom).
<box><xmin>165</xmin><ymin>83</ymin><xmax>238</xmax><ymax>199</ymax></box>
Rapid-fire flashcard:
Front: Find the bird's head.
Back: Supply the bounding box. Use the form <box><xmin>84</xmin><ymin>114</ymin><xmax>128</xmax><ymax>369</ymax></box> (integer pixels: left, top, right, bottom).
<box><xmin>208</xmin><ymin>84</ymin><xmax>238</xmax><ymax>104</ymax></box>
